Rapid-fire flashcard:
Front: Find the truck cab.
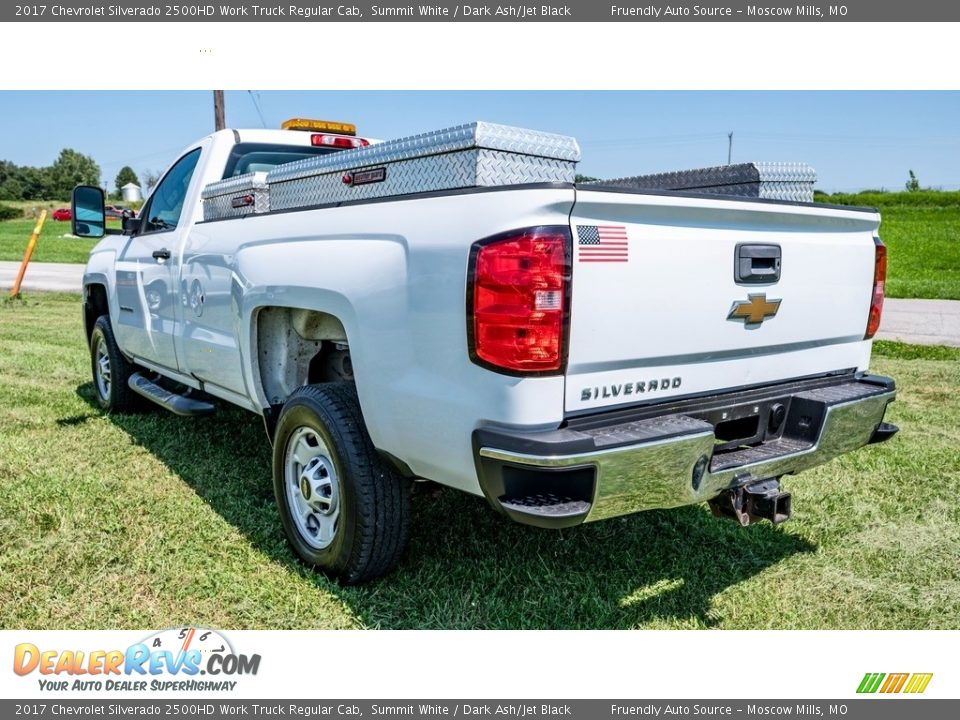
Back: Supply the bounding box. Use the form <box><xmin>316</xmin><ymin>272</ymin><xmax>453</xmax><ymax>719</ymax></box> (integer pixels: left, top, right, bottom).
<box><xmin>80</xmin><ymin>122</ymin><xmax>369</xmax><ymax>394</ymax></box>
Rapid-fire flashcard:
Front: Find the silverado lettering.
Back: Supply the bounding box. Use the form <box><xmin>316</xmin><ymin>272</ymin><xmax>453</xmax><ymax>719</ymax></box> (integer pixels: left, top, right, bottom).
<box><xmin>581</xmin><ymin>378</ymin><xmax>682</xmax><ymax>402</ymax></box>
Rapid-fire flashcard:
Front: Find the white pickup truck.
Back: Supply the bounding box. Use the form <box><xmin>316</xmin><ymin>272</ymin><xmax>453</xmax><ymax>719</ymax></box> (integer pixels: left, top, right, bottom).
<box><xmin>72</xmin><ymin>119</ymin><xmax>898</xmax><ymax>583</ymax></box>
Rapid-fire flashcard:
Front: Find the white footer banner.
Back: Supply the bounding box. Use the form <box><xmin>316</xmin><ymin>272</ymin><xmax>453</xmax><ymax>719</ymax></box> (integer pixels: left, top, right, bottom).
<box><xmin>1</xmin><ymin>629</ymin><xmax>956</xmax><ymax>700</ymax></box>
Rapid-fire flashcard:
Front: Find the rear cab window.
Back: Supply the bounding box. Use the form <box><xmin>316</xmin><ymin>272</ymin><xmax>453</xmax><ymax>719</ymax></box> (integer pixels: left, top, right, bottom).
<box><xmin>222</xmin><ymin>143</ymin><xmax>343</xmax><ymax>178</ymax></box>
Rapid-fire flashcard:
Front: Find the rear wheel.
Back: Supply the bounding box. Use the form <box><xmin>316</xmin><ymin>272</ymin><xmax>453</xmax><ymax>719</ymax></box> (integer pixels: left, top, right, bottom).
<box><xmin>89</xmin><ymin>315</ymin><xmax>140</xmax><ymax>413</ymax></box>
<box><xmin>272</xmin><ymin>383</ymin><xmax>411</xmax><ymax>584</ymax></box>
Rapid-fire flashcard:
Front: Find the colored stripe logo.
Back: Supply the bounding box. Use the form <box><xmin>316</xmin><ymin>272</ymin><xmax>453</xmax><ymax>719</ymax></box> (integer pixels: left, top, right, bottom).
<box><xmin>857</xmin><ymin>672</ymin><xmax>933</xmax><ymax>694</ymax></box>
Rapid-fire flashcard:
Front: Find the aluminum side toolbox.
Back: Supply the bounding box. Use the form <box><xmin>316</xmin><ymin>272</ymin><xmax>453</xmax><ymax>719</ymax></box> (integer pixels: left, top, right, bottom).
<box><xmin>266</xmin><ymin>122</ymin><xmax>581</xmax><ymax>210</ymax></box>
<box><xmin>202</xmin><ymin>172</ymin><xmax>270</xmax><ymax>221</ymax></box>
<box><xmin>590</xmin><ymin>162</ymin><xmax>817</xmax><ymax>203</ymax></box>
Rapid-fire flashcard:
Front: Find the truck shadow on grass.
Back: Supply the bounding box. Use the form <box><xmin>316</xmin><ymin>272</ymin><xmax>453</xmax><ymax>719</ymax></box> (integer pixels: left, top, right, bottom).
<box><xmin>78</xmin><ymin>383</ymin><xmax>815</xmax><ymax>629</ymax></box>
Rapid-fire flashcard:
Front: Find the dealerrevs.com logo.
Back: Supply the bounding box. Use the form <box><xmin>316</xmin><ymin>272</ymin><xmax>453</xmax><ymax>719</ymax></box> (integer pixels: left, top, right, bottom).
<box><xmin>857</xmin><ymin>672</ymin><xmax>933</xmax><ymax>694</ymax></box>
<box><xmin>13</xmin><ymin>627</ymin><xmax>260</xmax><ymax>692</ymax></box>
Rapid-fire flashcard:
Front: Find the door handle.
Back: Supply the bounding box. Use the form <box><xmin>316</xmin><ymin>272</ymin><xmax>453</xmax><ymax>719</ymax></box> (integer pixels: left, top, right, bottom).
<box><xmin>152</xmin><ymin>248</ymin><xmax>171</xmax><ymax>261</ymax></box>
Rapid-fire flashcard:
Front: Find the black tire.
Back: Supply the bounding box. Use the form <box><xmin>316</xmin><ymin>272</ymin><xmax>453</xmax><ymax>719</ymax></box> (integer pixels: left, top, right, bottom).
<box><xmin>272</xmin><ymin>383</ymin><xmax>411</xmax><ymax>584</ymax></box>
<box><xmin>89</xmin><ymin>315</ymin><xmax>141</xmax><ymax>413</ymax></box>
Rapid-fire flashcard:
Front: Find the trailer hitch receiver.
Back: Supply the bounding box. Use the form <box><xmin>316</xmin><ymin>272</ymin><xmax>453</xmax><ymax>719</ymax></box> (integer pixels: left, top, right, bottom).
<box><xmin>709</xmin><ymin>477</ymin><xmax>792</xmax><ymax>526</ymax></box>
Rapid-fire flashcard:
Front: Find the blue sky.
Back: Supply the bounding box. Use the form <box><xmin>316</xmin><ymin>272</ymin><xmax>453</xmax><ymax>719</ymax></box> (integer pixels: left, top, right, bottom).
<box><xmin>1</xmin><ymin>91</ymin><xmax>957</xmax><ymax>193</ymax></box>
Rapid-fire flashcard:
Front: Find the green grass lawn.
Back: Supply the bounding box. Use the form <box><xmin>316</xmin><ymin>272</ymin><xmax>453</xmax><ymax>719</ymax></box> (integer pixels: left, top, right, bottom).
<box><xmin>1</xmin><ymin>293</ymin><xmax>958</xmax><ymax>630</ymax></box>
<box><xmin>818</xmin><ymin>190</ymin><xmax>960</xmax><ymax>300</ymax></box>
<box><xmin>0</xmin><ymin>218</ymin><xmax>98</xmax><ymax>264</ymax></box>
<box><xmin>871</xmin><ymin>207</ymin><xmax>960</xmax><ymax>300</ymax></box>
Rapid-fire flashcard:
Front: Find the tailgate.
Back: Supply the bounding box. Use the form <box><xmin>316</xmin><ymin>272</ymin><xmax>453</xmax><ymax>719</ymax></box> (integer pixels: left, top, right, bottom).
<box><xmin>566</xmin><ymin>189</ymin><xmax>881</xmax><ymax>414</ymax></box>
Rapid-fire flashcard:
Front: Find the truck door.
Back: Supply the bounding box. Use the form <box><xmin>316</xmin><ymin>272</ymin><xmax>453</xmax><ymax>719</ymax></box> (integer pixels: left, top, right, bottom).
<box><xmin>179</xmin><ymin>227</ymin><xmax>247</xmax><ymax>397</ymax></box>
<box><xmin>114</xmin><ymin>148</ymin><xmax>202</xmax><ymax>371</ymax></box>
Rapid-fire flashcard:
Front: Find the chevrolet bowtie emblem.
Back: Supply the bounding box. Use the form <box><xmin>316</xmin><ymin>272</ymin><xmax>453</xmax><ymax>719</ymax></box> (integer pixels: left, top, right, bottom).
<box><xmin>728</xmin><ymin>293</ymin><xmax>781</xmax><ymax>325</ymax></box>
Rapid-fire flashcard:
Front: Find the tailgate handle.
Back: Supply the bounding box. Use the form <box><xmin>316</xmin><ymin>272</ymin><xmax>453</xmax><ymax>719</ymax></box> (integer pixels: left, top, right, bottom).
<box><xmin>735</xmin><ymin>243</ymin><xmax>781</xmax><ymax>284</ymax></box>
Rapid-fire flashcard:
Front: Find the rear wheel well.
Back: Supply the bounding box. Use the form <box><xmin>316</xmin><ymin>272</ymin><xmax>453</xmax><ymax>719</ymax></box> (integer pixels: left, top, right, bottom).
<box><xmin>83</xmin><ymin>284</ymin><xmax>109</xmax><ymax>345</ymax></box>
<box><xmin>255</xmin><ymin>307</ymin><xmax>353</xmax><ymax>408</ymax></box>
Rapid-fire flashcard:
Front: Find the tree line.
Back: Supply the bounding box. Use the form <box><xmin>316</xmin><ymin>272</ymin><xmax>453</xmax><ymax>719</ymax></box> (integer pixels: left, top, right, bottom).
<box><xmin>0</xmin><ymin>148</ymin><xmax>145</xmax><ymax>202</ymax></box>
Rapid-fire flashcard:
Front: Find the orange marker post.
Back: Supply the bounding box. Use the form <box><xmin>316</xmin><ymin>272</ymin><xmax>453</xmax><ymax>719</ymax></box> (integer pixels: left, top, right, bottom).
<box><xmin>9</xmin><ymin>209</ymin><xmax>47</xmax><ymax>298</ymax></box>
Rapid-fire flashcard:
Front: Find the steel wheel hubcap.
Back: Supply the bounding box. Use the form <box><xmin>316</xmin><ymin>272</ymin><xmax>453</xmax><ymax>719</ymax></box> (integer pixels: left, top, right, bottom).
<box><xmin>284</xmin><ymin>426</ymin><xmax>341</xmax><ymax>550</ymax></box>
<box><xmin>94</xmin><ymin>337</ymin><xmax>111</xmax><ymax>400</ymax></box>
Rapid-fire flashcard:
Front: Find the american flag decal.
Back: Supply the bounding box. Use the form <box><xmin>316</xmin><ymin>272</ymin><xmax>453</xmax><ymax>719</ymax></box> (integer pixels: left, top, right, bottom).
<box><xmin>577</xmin><ymin>225</ymin><xmax>629</xmax><ymax>262</ymax></box>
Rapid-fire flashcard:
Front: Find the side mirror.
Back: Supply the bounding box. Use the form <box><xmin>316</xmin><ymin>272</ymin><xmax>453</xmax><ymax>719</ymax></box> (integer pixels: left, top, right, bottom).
<box><xmin>71</xmin><ymin>186</ymin><xmax>106</xmax><ymax>239</ymax></box>
<box><xmin>122</xmin><ymin>215</ymin><xmax>142</xmax><ymax>234</ymax></box>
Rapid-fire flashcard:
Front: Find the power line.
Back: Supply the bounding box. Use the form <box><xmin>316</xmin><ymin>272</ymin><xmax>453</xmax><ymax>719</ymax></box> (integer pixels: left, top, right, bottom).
<box><xmin>582</xmin><ymin>130</ymin><xmax>959</xmax><ymax>148</ymax></box>
<box><xmin>580</xmin><ymin>132</ymin><xmax>727</xmax><ymax>147</ymax></box>
<box><xmin>248</xmin><ymin>90</ymin><xmax>268</xmax><ymax>128</ymax></box>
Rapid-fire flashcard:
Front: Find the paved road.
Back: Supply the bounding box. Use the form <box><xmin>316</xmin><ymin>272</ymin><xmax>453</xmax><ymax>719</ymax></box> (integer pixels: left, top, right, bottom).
<box><xmin>0</xmin><ymin>260</ymin><xmax>85</xmax><ymax>293</ymax></box>
<box><xmin>2</xmin><ymin>261</ymin><xmax>959</xmax><ymax>347</ymax></box>
<box><xmin>875</xmin><ymin>298</ymin><xmax>960</xmax><ymax>348</ymax></box>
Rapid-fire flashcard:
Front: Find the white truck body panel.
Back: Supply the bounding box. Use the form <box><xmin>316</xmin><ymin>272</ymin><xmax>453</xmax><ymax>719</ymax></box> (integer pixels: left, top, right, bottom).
<box><xmin>195</xmin><ymin>186</ymin><xmax>576</xmax><ymax>493</ymax></box>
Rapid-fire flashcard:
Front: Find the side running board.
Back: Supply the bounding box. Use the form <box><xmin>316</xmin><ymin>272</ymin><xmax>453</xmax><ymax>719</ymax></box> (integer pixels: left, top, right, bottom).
<box><xmin>128</xmin><ymin>373</ymin><xmax>216</xmax><ymax>417</ymax></box>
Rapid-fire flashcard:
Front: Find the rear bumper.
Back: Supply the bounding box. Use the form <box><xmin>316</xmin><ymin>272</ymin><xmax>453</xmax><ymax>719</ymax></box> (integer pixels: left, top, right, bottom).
<box><xmin>473</xmin><ymin>374</ymin><xmax>897</xmax><ymax>528</ymax></box>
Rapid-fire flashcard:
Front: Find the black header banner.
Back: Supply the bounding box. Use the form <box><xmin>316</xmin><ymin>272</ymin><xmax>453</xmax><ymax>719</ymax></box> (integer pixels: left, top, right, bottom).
<box><xmin>4</xmin><ymin>0</ymin><xmax>959</xmax><ymax>22</ymax></box>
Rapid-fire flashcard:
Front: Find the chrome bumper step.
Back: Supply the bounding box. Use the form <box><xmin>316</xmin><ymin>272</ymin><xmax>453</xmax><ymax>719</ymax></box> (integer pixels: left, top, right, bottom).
<box><xmin>474</xmin><ymin>375</ymin><xmax>896</xmax><ymax>527</ymax></box>
<box><xmin>499</xmin><ymin>494</ymin><xmax>592</xmax><ymax>528</ymax></box>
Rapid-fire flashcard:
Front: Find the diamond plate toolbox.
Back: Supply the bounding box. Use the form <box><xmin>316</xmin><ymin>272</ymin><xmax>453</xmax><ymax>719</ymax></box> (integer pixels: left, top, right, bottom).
<box><xmin>266</xmin><ymin>122</ymin><xmax>581</xmax><ymax>211</ymax></box>
<box><xmin>202</xmin><ymin>172</ymin><xmax>270</xmax><ymax>221</ymax></box>
<box><xmin>590</xmin><ymin>162</ymin><xmax>817</xmax><ymax>203</ymax></box>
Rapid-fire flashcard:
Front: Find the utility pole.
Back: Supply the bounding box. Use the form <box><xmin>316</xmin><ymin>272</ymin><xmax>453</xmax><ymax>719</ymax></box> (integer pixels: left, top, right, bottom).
<box><xmin>213</xmin><ymin>90</ymin><xmax>226</xmax><ymax>131</ymax></box>
<box><xmin>727</xmin><ymin>131</ymin><xmax>733</xmax><ymax>165</ymax></box>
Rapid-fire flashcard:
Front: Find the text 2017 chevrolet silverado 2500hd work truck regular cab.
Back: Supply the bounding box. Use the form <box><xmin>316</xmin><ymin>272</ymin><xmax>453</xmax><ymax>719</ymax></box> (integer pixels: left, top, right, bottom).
<box><xmin>72</xmin><ymin>119</ymin><xmax>898</xmax><ymax>583</ymax></box>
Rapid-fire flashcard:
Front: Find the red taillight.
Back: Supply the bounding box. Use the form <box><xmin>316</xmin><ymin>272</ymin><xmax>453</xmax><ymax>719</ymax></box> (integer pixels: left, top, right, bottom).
<box><xmin>865</xmin><ymin>237</ymin><xmax>887</xmax><ymax>339</ymax></box>
<box><xmin>468</xmin><ymin>227</ymin><xmax>570</xmax><ymax>375</ymax></box>
<box><xmin>310</xmin><ymin>134</ymin><xmax>370</xmax><ymax>149</ymax></box>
